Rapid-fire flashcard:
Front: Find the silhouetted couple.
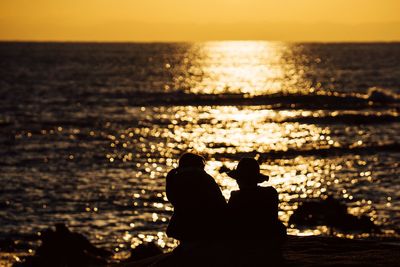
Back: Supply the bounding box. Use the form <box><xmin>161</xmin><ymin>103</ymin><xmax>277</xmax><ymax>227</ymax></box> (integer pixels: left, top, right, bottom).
<box><xmin>164</xmin><ymin>153</ymin><xmax>286</xmax><ymax>266</ymax></box>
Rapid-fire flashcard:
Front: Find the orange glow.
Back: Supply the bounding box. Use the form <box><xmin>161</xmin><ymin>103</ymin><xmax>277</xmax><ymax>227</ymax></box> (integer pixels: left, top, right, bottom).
<box><xmin>0</xmin><ymin>0</ymin><xmax>399</xmax><ymax>41</ymax></box>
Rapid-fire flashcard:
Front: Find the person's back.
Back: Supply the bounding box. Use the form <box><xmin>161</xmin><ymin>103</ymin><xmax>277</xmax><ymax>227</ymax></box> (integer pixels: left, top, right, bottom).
<box><xmin>226</xmin><ymin>158</ymin><xmax>286</xmax><ymax>266</ymax></box>
<box><xmin>228</xmin><ymin>186</ymin><xmax>286</xmax><ymax>242</ymax></box>
<box><xmin>166</xmin><ymin>153</ymin><xmax>227</xmax><ymax>242</ymax></box>
<box><xmin>227</xmin><ymin>158</ymin><xmax>286</xmax><ymax>241</ymax></box>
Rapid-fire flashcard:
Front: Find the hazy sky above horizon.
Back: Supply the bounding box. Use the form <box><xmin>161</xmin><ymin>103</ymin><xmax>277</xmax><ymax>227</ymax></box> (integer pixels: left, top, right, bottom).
<box><xmin>1</xmin><ymin>0</ymin><xmax>399</xmax><ymax>41</ymax></box>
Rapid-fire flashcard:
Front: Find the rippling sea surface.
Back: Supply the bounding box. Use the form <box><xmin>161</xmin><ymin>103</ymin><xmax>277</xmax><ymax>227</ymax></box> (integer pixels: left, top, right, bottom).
<box><xmin>0</xmin><ymin>42</ymin><xmax>399</xmax><ymax>261</ymax></box>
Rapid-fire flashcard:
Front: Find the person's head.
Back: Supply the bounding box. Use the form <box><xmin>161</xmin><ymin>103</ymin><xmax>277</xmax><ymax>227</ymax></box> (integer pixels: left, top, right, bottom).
<box><xmin>178</xmin><ymin>153</ymin><xmax>205</xmax><ymax>169</ymax></box>
<box><xmin>228</xmin><ymin>158</ymin><xmax>269</xmax><ymax>189</ymax></box>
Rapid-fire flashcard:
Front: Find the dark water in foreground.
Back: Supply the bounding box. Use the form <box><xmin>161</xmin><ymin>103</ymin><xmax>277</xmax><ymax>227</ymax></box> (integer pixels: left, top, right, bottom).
<box><xmin>0</xmin><ymin>42</ymin><xmax>399</xmax><ymax>259</ymax></box>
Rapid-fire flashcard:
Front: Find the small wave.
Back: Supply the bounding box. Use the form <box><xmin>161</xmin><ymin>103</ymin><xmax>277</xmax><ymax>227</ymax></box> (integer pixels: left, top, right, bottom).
<box><xmin>13</xmin><ymin>90</ymin><xmax>399</xmax><ymax>110</ymax></box>
<box><xmin>284</xmin><ymin>114</ymin><xmax>400</xmax><ymax>125</ymax></box>
<box><xmin>97</xmin><ymin>91</ymin><xmax>399</xmax><ymax>110</ymax></box>
<box><xmin>214</xmin><ymin>143</ymin><xmax>400</xmax><ymax>160</ymax></box>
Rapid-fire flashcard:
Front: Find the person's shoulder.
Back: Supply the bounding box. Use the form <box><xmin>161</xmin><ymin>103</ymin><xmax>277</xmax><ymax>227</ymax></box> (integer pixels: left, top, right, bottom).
<box><xmin>196</xmin><ymin>170</ymin><xmax>217</xmax><ymax>183</ymax></box>
<box><xmin>166</xmin><ymin>168</ymin><xmax>178</xmax><ymax>180</ymax></box>
<box><xmin>167</xmin><ymin>168</ymin><xmax>177</xmax><ymax>176</ymax></box>
<box><xmin>259</xmin><ymin>186</ymin><xmax>278</xmax><ymax>196</ymax></box>
<box><xmin>204</xmin><ymin>171</ymin><xmax>217</xmax><ymax>180</ymax></box>
<box><xmin>228</xmin><ymin>190</ymin><xmax>240</xmax><ymax>203</ymax></box>
<box><xmin>230</xmin><ymin>190</ymin><xmax>240</xmax><ymax>197</ymax></box>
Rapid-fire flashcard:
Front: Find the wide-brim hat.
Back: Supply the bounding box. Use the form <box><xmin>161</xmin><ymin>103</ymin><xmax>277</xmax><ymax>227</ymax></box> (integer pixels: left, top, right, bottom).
<box><xmin>227</xmin><ymin>158</ymin><xmax>269</xmax><ymax>183</ymax></box>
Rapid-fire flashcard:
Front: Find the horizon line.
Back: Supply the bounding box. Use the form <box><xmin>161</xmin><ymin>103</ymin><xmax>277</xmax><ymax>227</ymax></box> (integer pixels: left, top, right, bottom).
<box><xmin>1</xmin><ymin>39</ymin><xmax>400</xmax><ymax>44</ymax></box>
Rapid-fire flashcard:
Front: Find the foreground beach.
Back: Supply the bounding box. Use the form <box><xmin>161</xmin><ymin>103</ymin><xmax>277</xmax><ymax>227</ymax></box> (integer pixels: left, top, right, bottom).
<box><xmin>2</xmin><ymin>233</ymin><xmax>399</xmax><ymax>266</ymax></box>
<box><xmin>120</xmin><ymin>235</ymin><xmax>400</xmax><ymax>267</ymax></box>
<box><xmin>283</xmin><ymin>236</ymin><xmax>399</xmax><ymax>267</ymax></box>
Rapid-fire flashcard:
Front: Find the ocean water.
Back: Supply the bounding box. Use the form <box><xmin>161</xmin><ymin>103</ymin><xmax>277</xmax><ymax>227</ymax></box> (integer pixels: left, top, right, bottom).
<box><xmin>0</xmin><ymin>41</ymin><xmax>399</xmax><ymax>259</ymax></box>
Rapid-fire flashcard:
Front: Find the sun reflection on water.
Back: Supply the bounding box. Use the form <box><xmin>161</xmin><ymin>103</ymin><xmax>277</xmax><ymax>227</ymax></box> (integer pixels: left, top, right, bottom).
<box><xmin>185</xmin><ymin>41</ymin><xmax>302</xmax><ymax>95</ymax></box>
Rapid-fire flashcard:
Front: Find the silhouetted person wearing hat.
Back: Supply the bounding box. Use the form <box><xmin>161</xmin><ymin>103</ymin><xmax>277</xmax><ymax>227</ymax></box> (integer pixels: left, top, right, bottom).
<box><xmin>166</xmin><ymin>153</ymin><xmax>227</xmax><ymax>243</ymax></box>
<box><xmin>227</xmin><ymin>158</ymin><xmax>286</xmax><ymax>265</ymax></box>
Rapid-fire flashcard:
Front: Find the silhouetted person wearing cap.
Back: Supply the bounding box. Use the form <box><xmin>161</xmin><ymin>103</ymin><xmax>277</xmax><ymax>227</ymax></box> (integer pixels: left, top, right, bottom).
<box><xmin>227</xmin><ymin>158</ymin><xmax>286</xmax><ymax>265</ymax></box>
<box><xmin>166</xmin><ymin>153</ymin><xmax>227</xmax><ymax>243</ymax></box>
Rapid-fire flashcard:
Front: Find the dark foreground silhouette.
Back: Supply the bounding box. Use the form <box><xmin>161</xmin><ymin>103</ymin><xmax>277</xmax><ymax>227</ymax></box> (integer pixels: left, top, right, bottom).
<box><xmin>166</xmin><ymin>153</ymin><xmax>227</xmax><ymax>242</ymax></box>
<box><xmin>227</xmin><ymin>158</ymin><xmax>286</xmax><ymax>242</ymax></box>
<box><xmin>119</xmin><ymin>235</ymin><xmax>400</xmax><ymax>267</ymax></box>
<box><xmin>225</xmin><ymin>158</ymin><xmax>287</xmax><ymax>265</ymax></box>
<box><xmin>8</xmin><ymin>204</ymin><xmax>398</xmax><ymax>267</ymax></box>
<box><xmin>161</xmin><ymin>155</ymin><xmax>287</xmax><ymax>266</ymax></box>
<box><xmin>14</xmin><ymin>224</ymin><xmax>112</xmax><ymax>267</ymax></box>
<box><xmin>289</xmin><ymin>196</ymin><xmax>379</xmax><ymax>233</ymax></box>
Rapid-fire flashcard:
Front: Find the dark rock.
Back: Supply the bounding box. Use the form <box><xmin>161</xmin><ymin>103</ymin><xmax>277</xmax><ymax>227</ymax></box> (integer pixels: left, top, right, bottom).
<box><xmin>14</xmin><ymin>223</ymin><xmax>112</xmax><ymax>267</ymax></box>
<box><xmin>367</xmin><ymin>87</ymin><xmax>398</xmax><ymax>103</ymax></box>
<box><xmin>0</xmin><ymin>236</ymin><xmax>33</xmax><ymax>252</ymax></box>
<box><xmin>128</xmin><ymin>242</ymin><xmax>163</xmax><ymax>262</ymax></box>
<box><xmin>0</xmin><ymin>238</ymin><xmax>17</xmax><ymax>252</ymax></box>
<box><xmin>218</xmin><ymin>165</ymin><xmax>231</xmax><ymax>174</ymax></box>
<box><xmin>289</xmin><ymin>197</ymin><xmax>379</xmax><ymax>233</ymax></box>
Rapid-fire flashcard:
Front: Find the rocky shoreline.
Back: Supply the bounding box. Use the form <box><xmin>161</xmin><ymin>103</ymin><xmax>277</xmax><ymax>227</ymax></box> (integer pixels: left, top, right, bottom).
<box><xmin>120</xmin><ymin>235</ymin><xmax>400</xmax><ymax>267</ymax></box>
<box><xmin>2</xmin><ymin>233</ymin><xmax>399</xmax><ymax>267</ymax></box>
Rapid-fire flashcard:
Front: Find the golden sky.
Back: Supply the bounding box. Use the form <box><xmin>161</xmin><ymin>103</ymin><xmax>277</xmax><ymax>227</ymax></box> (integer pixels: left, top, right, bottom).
<box><xmin>1</xmin><ymin>0</ymin><xmax>399</xmax><ymax>41</ymax></box>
